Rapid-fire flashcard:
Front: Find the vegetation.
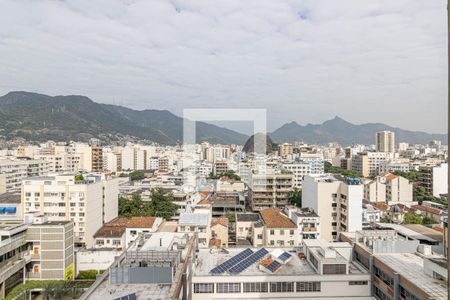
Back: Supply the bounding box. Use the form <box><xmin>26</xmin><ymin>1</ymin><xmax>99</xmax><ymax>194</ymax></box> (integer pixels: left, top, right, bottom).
<box><xmin>129</xmin><ymin>170</ymin><xmax>145</xmax><ymax>181</ymax></box>
<box><xmin>288</xmin><ymin>188</ymin><xmax>302</xmax><ymax>207</ymax></box>
<box><xmin>5</xmin><ymin>280</ymin><xmax>93</xmax><ymax>300</ymax></box>
<box><xmin>226</xmin><ymin>212</ymin><xmax>236</xmax><ymax>223</ymax></box>
<box><xmin>119</xmin><ymin>189</ymin><xmax>177</xmax><ymax>219</ymax></box>
<box><xmin>393</xmin><ymin>170</ymin><xmax>418</xmax><ymax>182</ymax></box>
<box><xmin>402</xmin><ymin>212</ymin><xmax>422</xmax><ymax>224</ymax></box>
<box><xmin>324</xmin><ymin>161</ymin><xmax>361</xmax><ymax>178</ymax></box>
<box><xmin>76</xmin><ymin>269</ymin><xmax>105</xmax><ymax>280</ymax></box>
<box><xmin>422</xmin><ymin>216</ymin><xmax>437</xmax><ymax>225</ymax></box>
<box><xmin>74</xmin><ymin>173</ymin><xmax>84</xmax><ymax>181</ymax></box>
<box><xmin>413</xmin><ymin>186</ymin><xmax>447</xmax><ymax>208</ymax></box>
<box><xmin>118</xmin><ymin>172</ymin><xmax>129</xmax><ymax>177</ymax></box>
<box><xmin>209</xmin><ymin>172</ymin><xmax>241</xmax><ymax>181</ymax></box>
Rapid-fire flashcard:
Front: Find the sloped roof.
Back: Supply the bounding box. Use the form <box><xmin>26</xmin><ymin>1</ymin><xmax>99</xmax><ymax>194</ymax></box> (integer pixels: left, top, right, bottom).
<box><xmin>260</xmin><ymin>208</ymin><xmax>296</xmax><ymax>229</ymax></box>
<box><xmin>211</xmin><ymin>217</ymin><xmax>229</xmax><ymax>227</ymax></box>
<box><xmin>93</xmin><ymin>216</ymin><xmax>158</xmax><ymax>238</ymax></box>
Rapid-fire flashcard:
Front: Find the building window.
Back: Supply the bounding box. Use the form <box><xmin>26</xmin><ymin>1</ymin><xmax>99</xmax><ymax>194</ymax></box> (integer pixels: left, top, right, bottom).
<box><xmin>399</xmin><ymin>285</ymin><xmax>420</xmax><ymax>300</ymax></box>
<box><xmin>270</xmin><ymin>282</ymin><xmax>294</xmax><ymax>293</ymax></box>
<box><xmin>113</xmin><ymin>240</ymin><xmax>121</xmax><ymax>246</ymax></box>
<box><xmin>322</xmin><ymin>264</ymin><xmax>346</xmax><ymax>274</ymax></box>
<box><xmin>216</xmin><ymin>283</ymin><xmax>241</xmax><ymax>293</ymax></box>
<box><xmin>349</xmin><ymin>281</ymin><xmax>368</xmax><ymax>285</ymax></box>
<box><xmin>289</xmin><ymin>230</ymin><xmax>294</xmax><ymax>235</ymax></box>
<box><xmin>280</xmin><ymin>230</ymin><xmax>284</xmax><ymax>235</ymax></box>
<box><xmin>96</xmin><ymin>240</ymin><xmax>104</xmax><ymax>245</ymax></box>
<box><xmin>309</xmin><ymin>254</ymin><xmax>318</xmax><ymax>269</ymax></box>
<box><xmin>296</xmin><ymin>282</ymin><xmax>321</xmax><ymax>292</ymax></box>
<box><xmin>243</xmin><ymin>282</ymin><xmax>268</xmax><ymax>293</ymax></box>
<box><xmin>194</xmin><ymin>283</ymin><xmax>214</xmax><ymax>294</ymax></box>
<box><xmin>257</xmin><ymin>234</ymin><xmax>263</xmax><ymax>239</ymax></box>
<box><xmin>374</xmin><ymin>266</ymin><xmax>394</xmax><ymax>287</ymax></box>
<box><xmin>270</xmin><ymin>230</ymin><xmax>275</xmax><ymax>235</ymax></box>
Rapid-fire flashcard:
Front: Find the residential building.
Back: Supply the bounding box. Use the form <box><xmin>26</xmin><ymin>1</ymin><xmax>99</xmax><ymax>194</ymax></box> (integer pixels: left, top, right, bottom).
<box><xmin>376</xmin><ymin>131</ymin><xmax>395</xmax><ymax>153</ymax></box>
<box><xmin>0</xmin><ymin>158</ymin><xmax>49</xmax><ymax>193</ymax></box>
<box><xmin>260</xmin><ymin>208</ymin><xmax>297</xmax><ymax>247</ymax></box>
<box><xmin>299</xmin><ymin>153</ymin><xmax>324</xmax><ymax>174</ymax></box>
<box><xmin>91</xmin><ymin>146</ymin><xmax>103</xmax><ymax>172</ymax></box>
<box><xmin>210</xmin><ymin>217</ymin><xmax>229</xmax><ymax>247</ymax></box>
<box><xmin>178</xmin><ymin>211</ymin><xmax>211</xmax><ymax>248</ymax></box>
<box><xmin>364</xmin><ymin>173</ymin><xmax>413</xmax><ymax>203</ymax></box>
<box><xmin>214</xmin><ymin>160</ymin><xmax>228</xmax><ymax>175</ymax></box>
<box><xmin>21</xmin><ymin>173</ymin><xmax>120</xmax><ymax>248</ymax></box>
<box><xmin>279</xmin><ymin>143</ymin><xmax>293</xmax><ymax>158</ymax></box>
<box><xmin>282</xmin><ymin>161</ymin><xmax>311</xmax><ymax>188</ymax></box>
<box><xmin>283</xmin><ymin>206</ymin><xmax>320</xmax><ymax>244</ymax></box>
<box><xmin>235</xmin><ymin>213</ymin><xmax>265</xmax><ymax>247</ymax></box>
<box><xmin>341</xmin><ymin>230</ymin><xmax>447</xmax><ymax>300</ymax></box>
<box><xmin>352</xmin><ymin>152</ymin><xmax>390</xmax><ymax>177</ymax></box>
<box><xmin>303</xmin><ymin>175</ymin><xmax>363</xmax><ymax>241</ymax></box>
<box><xmin>419</xmin><ymin>163</ymin><xmax>448</xmax><ymax>197</ymax></box>
<box><xmin>93</xmin><ymin>216</ymin><xmax>162</xmax><ymax>250</ymax></box>
<box><xmin>248</xmin><ymin>172</ymin><xmax>293</xmax><ymax>211</ymax></box>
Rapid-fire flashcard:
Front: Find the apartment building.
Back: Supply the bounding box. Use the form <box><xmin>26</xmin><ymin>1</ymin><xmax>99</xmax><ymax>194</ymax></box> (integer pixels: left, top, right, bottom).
<box><xmin>211</xmin><ymin>217</ymin><xmax>229</xmax><ymax>247</ymax></box>
<box><xmin>278</xmin><ymin>143</ymin><xmax>294</xmax><ymax>158</ymax></box>
<box><xmin>21</xmin><ymin>173</ymin><xmax>120</xmax><ymax>248</ymax></box>
<box><xmin>303</xmin><ymin>175</ymin><xmax>363</xmax><ymax>241</ymax></box>
<box><xmin>260</xmin><ymin>208</ymin><xmax>297</xmax><ymax>247</ymax></box>
<box><xmin>214</xmin><ymin>160</ymin><xmax>228</xmax><ymax>175</ymax></box>
<box><xmin>341</xmin><ymin>230</ymin><xmax>447</xmax><ymax>300</ymax></box>
<box><xmin>178</xmin><ymin>211</ymin><xmax>211</xmax><ymax>248</ymax></box>
<box><xmin>419</xmin><ymin>163</ymin><xmax>448</xmax><ymax>197</ymax></box>
<box><xmin>281</xmin><ymin>161</ymin><xmax>311</xmax><ymax>188</ymax></box>
<box><xmin>364</xmin><ymin>173</ymin><xmax>413</xmax><ymax>203</ymax></box>
<box><xmin>248</xmin><ymin>172</ymin><xmax>293</xmax><ymax>211</ymax></box>
<box><xmin>91</xmin><ymin>146</ymin><xmax>103</xmax><ymax>172</ymax></box>
<box><xmin>0</xmin><ymin>215</ymin><xmax>74</xmax><ymax>298</ymax></box>
<box><xmin>376</xmin><ymin>131</ymin><xmax>395</xmax><ymax>153</ymax></box>
<box><xmin>235</xmin><ymin>213</ymin><xmax>265</xmax><ymax>247</ymax></box>
<box><xmin>378</xmin><ymin>160</ymin><xmax>410</xmax><ymax>173</ymax></box>
<box><xmin>283</xmin><ymin>206</ymin><xmax>320</xmax><ymax>244</ymax></box>
<box><xmin>191</xmin><ymin>239</ymin><xmax>371</xmax><ymax>299</ymax></box>
<box><xmin>0</xmin><ymin>158</ymin><xmax>49</xmax><ymax>193</ymax></box>
<box><xmin>352</xmin><ymin>152</ymin><xmax>390</xmax><ymax>177</ymax></box>
<box><xmin>25</xmin><ymin>216</ymin><xmax>74</xmax><ymax>281</ymax></box>
<box><xmin>93</xmin><ymin>216</ymin><xmax>162</xmax><ymax>250</ymax></box>
<box><xmin>299</xmin><ymin>153</ymin><xmax>324</xmax><ymax>174</ymax></box>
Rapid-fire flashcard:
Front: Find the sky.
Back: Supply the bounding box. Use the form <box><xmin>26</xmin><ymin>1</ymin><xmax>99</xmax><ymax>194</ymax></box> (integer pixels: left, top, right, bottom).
<box><xmin>0</xmin><ymin>0</ymin><xmax>447</xmax><ymax>134</ymax></box>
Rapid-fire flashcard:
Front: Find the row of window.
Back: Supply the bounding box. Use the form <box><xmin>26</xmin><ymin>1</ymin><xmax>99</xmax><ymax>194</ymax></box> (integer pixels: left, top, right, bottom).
<box><xmin>269</xmin><ymin>229</ymin><xmax>295</xmax><ymax>236</ymax></box>
<box><xmin>193</xmin><ymin>281</ymin><xmax>322</xmax><ymax>294</ymax></box>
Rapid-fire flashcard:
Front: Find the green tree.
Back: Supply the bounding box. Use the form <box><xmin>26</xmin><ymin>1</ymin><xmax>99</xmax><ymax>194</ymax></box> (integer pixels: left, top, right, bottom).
<box><xmin>324</xmin><ymin>161</ymin><xmax>362</xmax><ymax>178</ymax></box>
<box><xmin>208</xmin><ymin>172</ymin><xmax>241</xmax><ymax>181</ymax></box>
<box><xmin>74</xmin><ymin>173</ymin><xmax>84</xmax><ymax>181</ymax></box>
<box><xmin>422</xmin><ymin>216</ymin><xmax>436</xmax><ymax>225</ymax></box>
<box><xmin>118</xmin><ymin>189</ymin><xmax>177</xmax><ymax>220</ymax></box>
<box><xmin>288</xmin><ymin>188</ymin><xmax>302</xmax><ymax>207</ymax></box>
<box><xmin>403</xmin><ymin>212</ymin><xmax>422</xmax><ymax>224</ymax></box>
<box><xmin>129</xmin><ymin>170</ymin><xmax>145</xmax><ymax>181</ymax></box>
<box><xmin>226</xmin><ymin>213</ymin><xmax>236</xmax><ymax>223</ymax></box>
<box><xmin>393</xmin><ymin>170</ymin><xmax>418</xmax><ymax>182</ymax></box>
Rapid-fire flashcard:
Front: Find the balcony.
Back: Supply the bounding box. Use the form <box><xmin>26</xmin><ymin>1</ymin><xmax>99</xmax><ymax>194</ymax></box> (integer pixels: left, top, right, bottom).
<box><xmin>0</xmin><ymin>234</ymin><xmax>27</xmax><ymax>257</ymax></box>
<box><xmin>303</xmin><ymin>227</ymin><xmax>316</xmax><ymax>232</ymax></box>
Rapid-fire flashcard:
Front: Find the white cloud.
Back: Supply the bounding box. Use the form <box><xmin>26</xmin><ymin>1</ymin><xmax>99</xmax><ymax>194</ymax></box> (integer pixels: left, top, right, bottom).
<box><xmin>0</xmin><ymin>0</ymin><xmax>446</xmax><ymax>133</ymax></box>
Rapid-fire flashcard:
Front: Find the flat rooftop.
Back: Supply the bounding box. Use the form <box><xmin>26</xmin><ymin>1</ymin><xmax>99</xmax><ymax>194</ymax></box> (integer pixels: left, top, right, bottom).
<box><xmin>376</xmin><ymin>253</ymin><xmax>447</xmax><ymax>299</ymax></box>
<box><xmin>194</xmin><ymin>247</ymin><xmax>365</xmax><ymax>277</ymax></box>
<box><xmin>87</xmin><ymin>281</ymin><xmax>171</xmax><ymax>300</ymax></box>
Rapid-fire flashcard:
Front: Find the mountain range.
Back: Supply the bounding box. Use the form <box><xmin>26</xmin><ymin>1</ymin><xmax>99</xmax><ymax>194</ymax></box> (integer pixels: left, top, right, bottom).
<box><xmin>0</xmin><ymin>91</ymin><xmax>446</xmax><ymax>146</ymax></box>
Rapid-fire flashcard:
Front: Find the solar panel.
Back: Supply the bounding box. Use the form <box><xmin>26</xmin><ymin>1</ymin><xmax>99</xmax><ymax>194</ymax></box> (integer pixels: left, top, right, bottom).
<box><xmin>114</xmin><ymin>293</ymin><xmax>137</xmax><ymax>300</ymax></box>
<box><xmin>210</xmin><ymin>248</ymin><xmax>254</xmax><ymax>274</ymax></box>
<box><xmin>228</xmin><ymin>248</ymin><xmax>269</xmax><ymax>274</ymax></box>
<box><xmin>278</xmin><ymin>251</ymin><xmax>292</xmax><ymax>262</ymax></box>
<box><xmin>266</xmin><ymin>260</ymin><xmax>282</xmax><ymax>273</ymax></box>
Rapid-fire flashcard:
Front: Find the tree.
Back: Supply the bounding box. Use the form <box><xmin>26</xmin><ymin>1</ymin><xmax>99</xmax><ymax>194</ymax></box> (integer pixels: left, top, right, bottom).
<box><xmin>413</xmin><ymin>186</ymin><xmax>447</xmax><ymax>208</ymax></box>
<box><xmin>129</xmin><ymin>170</ymin><xmax>145</xmax><ymax>181</ymax></box>
<box><xmin>403</xmin><ymin>212</ymin><xmax>422</xmax><ymax>224</ymax></box>
<box><xmin>288</xmin><ymin>188</ymin><xmax>302</xmax><ymax>207</ymax></box>
<box><xmin>422</xmin><ymin>216</ymin><xmax>436</xmax><ymax>225</ymax></box>
<box><xmin>226</xmin><ymin>213</ymin><xmax>236</xmax><ymax>223</ymax></box>
<box><xmin>393</xmin><ymin>170</ymin><xmax>418</xmax><ymax>182</ymax></box>
<box><xmin>324</xmin><ymin>161</ymin><xmax>362</xmax><ymax>178</ymax></box>
<box><xmin>118</xmin><ymin>189</ymin><xmax>177</xmax><ymax>220</ymax></box>
<box><xmin>74</xmin><ymin>173</ymin><xmax>84</xmax><ymax>181</ymax></box>
<box><xmin>208</xmin><ymin>172</ymin><xmax>241</xmax><ymax>181</ymax></box>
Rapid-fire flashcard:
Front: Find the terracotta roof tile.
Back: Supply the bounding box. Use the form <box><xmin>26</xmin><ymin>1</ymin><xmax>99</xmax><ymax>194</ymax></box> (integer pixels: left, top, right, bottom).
<box><xmin>93</xmin><ymin>216</ymin><xmax>158</xmax><ymax>238</ymax></box>
<box><xmin>211</xmin><ymin>217</ymin><xmax>229</xmax><ymax>227</ymax></box>
<box><xmin>260</xmin><ymin>208</ymin><xmax>296</xmax><ymax>229</ymax></box>
<box><xmin>412</xmin><ymin>205</ymin><xmax>441</xmax><ymax>215</ymax></box>
<box><xmin>209</xmin><ymin>238</ymin><xmax>221</xmax><ymax>247</ymax></box>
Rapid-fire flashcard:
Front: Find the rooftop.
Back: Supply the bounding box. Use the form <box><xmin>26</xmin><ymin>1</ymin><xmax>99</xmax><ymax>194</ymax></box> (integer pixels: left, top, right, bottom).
<box><xmin>260</xmin><ymin>208</ymin><xmax>296</xmax><ymax>228</ymax></box>
<box><xmin>0</xmin><ymin>192</ymin><xmax>21</xmax><ymax>204</ymax></box>
<box><xmin>93</xmin><ymin>216</ymin><xmax>158</xmax><ymax>238</ymax></box>
<box><xmin>376</xmin><ymin>253</ymin><xmax>447</xmax><ymax>299</ymax></box>
<box><xmin>236</xmin><ymin>213</ymin><xmax>261</xmax><ymax>222</ymax></box>
<box><xmin>178</xmin><ymin>212</ymin><xmax>209</xmax><ymax>226</ymax></box>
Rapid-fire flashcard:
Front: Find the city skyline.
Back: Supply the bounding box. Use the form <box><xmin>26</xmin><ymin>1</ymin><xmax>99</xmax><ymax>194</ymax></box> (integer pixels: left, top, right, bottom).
<box><xmin>0</xmin><ymin>0</ymin><xmax>447</xmax><ymax>134</ymax></box>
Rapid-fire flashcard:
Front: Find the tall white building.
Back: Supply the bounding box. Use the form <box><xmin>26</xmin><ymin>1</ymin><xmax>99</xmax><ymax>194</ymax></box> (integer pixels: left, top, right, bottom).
<box><xmin>299</xmin><ymin>153</ymin><xmax>324</xmax><ymax>174</ymax></box>
<box><xmin>376</xmin><ymin>131</ymin><xmax>395</xmax><ymax>153</ymax></box>
<box><xmin>281</xmin><ymin>162</ymin><xmax>311</xmax><ymax>188</ymax></box>
<box><xmin>0</xmin><ymin>158</ymin><xmax>49</xmax><ymax>193</ymax></box>
<box><xmin>21</xmin><ymin>173</ymin><xmax>119</xmax><ymax>248</ymax></box>
<box><xmin>419</xmin><ymin>163</ymin><xmax>448</xmax><ymax>197</ymax></box>
<box><xmin>303</xmin><ymin>175</ymin><xmax>363</xmax><ymax>241</ymax></box>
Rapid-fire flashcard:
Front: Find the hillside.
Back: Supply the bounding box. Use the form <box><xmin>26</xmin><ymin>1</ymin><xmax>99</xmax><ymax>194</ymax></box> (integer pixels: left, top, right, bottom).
<box><xmin>0</xmin><ymin>91</ymin><xmax>248</xmax><ymax>145</ymax></box>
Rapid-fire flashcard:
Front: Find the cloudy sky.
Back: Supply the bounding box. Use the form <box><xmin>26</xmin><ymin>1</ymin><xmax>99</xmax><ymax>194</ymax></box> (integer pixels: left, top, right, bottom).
<box><xmin>0</xmin><ymin>0</ymin><xmax>447</xmax><ymax>134</ymax></box>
